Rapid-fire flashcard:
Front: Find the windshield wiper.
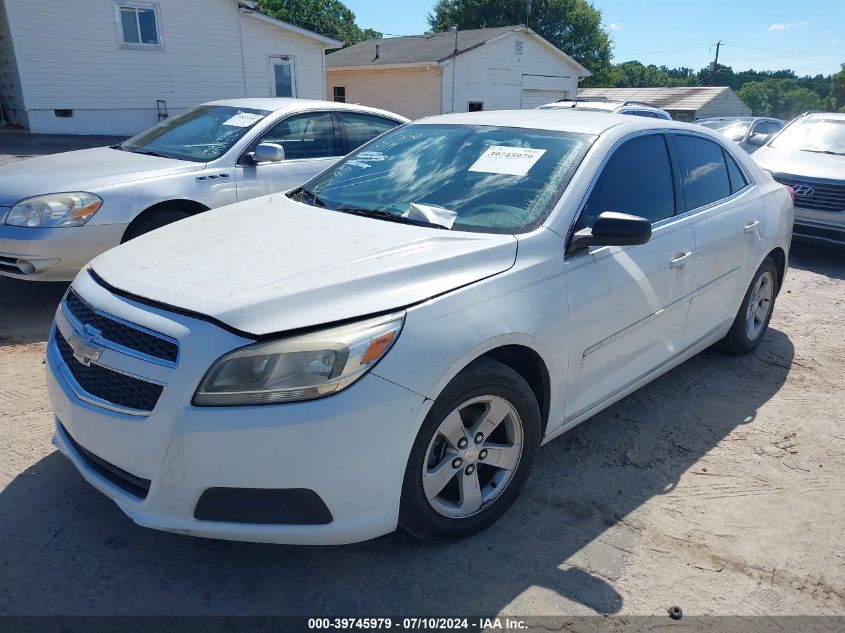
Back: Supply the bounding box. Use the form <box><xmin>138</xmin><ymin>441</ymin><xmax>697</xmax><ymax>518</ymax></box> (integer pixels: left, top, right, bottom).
<box><xmin>125</xmin><ymin>148</ymin><xmax>171</xmax><ymax>158</ymax></box>
<box><xmin>291</xmin><ymin>187</ymin><xmax>328</xmax><ymax>208</ymax></box>
<box><xmin>334</xmin><ymin>206</ymin><xmax>449</xmax><ymax>229</ymax></box>
<box><xmin>800</xmin><ymin>149</ymin><xmax>844</xmax><ymax>156</ymax></box>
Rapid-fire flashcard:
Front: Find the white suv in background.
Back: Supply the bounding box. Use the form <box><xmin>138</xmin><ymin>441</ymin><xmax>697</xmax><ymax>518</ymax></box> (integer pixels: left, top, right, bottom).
<box><xmin>538</xmin><ymin>98</ymin><xmax>672</xmax><ymax>120</ymax></box>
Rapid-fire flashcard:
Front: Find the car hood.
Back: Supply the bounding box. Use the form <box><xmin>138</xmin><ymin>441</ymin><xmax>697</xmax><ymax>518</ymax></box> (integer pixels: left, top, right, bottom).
<box><xmin>753</xmin><ymin>146</ymin><xmax>845</xmax><ymax>179</ymax></box>
<box><xmin>0</xmin><ymin>147</ymin><xmax>204</xmax><ymax>205</ymax></box>
<box><xmin>89</xmin><ymin>194</ymin><xmax>518</xmax><ymax>336</ymax></box>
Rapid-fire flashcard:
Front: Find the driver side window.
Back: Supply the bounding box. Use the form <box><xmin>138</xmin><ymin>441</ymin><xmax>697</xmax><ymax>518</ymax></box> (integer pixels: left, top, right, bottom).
<box><xmin>259</xmin><ymin>112</ymin><xmax>336</xmax><ymax>160</ymax></box>
<box><xmin>578</xmin><ymin>134</ymin><xmax>675</xmax><ymax>230</ymax></box>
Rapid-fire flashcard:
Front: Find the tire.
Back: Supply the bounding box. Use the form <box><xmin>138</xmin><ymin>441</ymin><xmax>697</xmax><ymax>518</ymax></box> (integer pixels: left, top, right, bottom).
<box><xmin>399</xmin><ymin>358</ymin><xmax>541</xmax><ymax>542</ymax></box>
<box><xmin>122</xmin><ymin>208</ymin><xmax>190</xmax><ymax>243</ymax></box>
<box><xmin>717</xmin><ymin>257</ymin><xmax>779</xmax><ymax>355</ymax></box>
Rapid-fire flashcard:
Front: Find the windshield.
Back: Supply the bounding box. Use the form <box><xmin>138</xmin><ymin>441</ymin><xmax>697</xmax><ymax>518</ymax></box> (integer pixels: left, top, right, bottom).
<box><xmin>118</xmin><ymin>105</ymin><xmax>271</xmax><ymax>162</ymax></box>
<box><xmin>768</xmin><ymin>117</ymin><xmax>845</xmax><ymax>155</ymax></box>
<box><xmin>698</xmin><ymin>120</ymin><xmax>751</xmax><ymax>142</ymax></box>
<box><xmin>290</xmin><ymin>124</ymin><xmax>594</xmax><ymax>234</ymax></box>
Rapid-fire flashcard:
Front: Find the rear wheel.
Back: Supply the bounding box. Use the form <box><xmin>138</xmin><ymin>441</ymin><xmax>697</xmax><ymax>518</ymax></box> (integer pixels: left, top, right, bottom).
<box><xmin>122</xmin><ymin>208</ymin><xmax>190</xmax><ymax>242</ymax></box>
<box><xmin>718</xmin><ymin>257</ymin><xmax>778</xmax><ymax>354</ymax></box>
<box><xmin>399</xmin><ymin>358</ymin><xmax>541</xmax><ymax>541</ymax></box>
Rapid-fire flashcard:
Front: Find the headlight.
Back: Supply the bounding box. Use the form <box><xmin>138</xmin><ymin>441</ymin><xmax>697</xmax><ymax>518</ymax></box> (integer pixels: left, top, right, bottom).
<box><xmin>193</xmin><ymin>312</ymin><xmax>405</xmax><ymax>406</ymax></box>
<box><xmin>6</xmin><ymin>192</ymin><xmax>103</xmax><ymax>227</ymax></box>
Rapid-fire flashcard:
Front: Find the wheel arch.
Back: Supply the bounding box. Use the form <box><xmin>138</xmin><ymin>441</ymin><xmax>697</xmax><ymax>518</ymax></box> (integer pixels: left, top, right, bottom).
<box><xmin>478</xmin><ymin>345</ymin><xmax>552</xmax><ymax>438</ymax></box>
<box><xmin>766</xmin><ymin>246</ymin><xmax>787</xmax><ymax>294</ymax></box>
<box><xmin>121</xmin><ymin>199</ymin><xmax>210</xmax><ymax>242</ymax></box>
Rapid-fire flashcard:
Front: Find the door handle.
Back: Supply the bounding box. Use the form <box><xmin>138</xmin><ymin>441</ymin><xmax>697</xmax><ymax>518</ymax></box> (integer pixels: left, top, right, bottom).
<box><xmin>744</xmin><ymin>220</ymin><xmax>760</xmax><ymax>233</ymax></box>
<box><xmin>670</xmin><ymin>251</ymin><xmax>692</xmax><ymax>268</ymax></box>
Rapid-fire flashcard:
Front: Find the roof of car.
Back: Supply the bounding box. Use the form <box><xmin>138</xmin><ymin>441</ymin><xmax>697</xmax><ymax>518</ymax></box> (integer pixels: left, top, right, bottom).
<box><xmin>202</xmin><ymin>98</ymin><xmax>409</xmax><ymax>121</ymax></box>
<box><xmin>696</xmin><ymin>116</ymin><xmax>780</xmax><ymax>122</ymax></box>
<box><xmin>804</xmin><ymin>111</ymin><xmax>845</xmax><ymax>120</ymax></box>
<box><xmin>414</xmin><ymin>109</ymin><xmax>694</xmax><ymax>135</ymax></box>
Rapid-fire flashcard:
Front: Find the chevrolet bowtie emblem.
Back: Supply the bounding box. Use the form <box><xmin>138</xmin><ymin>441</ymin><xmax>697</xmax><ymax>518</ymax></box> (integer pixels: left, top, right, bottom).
<box><xmin>67</xmin><ymin>332</ymin><xmax>104</xmax><ymax>366</ymax></box>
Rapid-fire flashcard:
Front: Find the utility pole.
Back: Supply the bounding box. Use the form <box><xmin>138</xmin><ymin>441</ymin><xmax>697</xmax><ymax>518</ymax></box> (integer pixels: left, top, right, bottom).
<box><xmin>526</xmin><ymin>0</ymin><xmax>532</xmax><ymax>27</ymax></box>
<box><xmin>709</xmin><ymin>40</ymin><xmax>721</xmax><ymax>86</ymax></box>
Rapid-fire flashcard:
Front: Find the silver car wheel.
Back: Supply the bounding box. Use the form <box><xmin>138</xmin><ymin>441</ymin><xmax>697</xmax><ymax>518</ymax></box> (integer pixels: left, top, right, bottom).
<box><xmin>422</xmin><ymin>395</ymin><xmax>524</xmax><ymax>518</ymax></box>
<box><xmin>746</xmin><ymin>271</ymin><xmax>774</xmax><ymax>341</ymax></box>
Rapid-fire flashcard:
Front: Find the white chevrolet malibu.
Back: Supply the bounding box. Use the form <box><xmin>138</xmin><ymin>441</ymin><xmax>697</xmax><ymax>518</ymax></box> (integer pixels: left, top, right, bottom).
<box><xmin>47</xmin><ymin>110</ymin><xmax>793</xmax><ymax>544</ymax></box>
<box><xmin>0</xmin><ymin>98</ymin><xmax>406</xmax><ymax>281</ymax></box>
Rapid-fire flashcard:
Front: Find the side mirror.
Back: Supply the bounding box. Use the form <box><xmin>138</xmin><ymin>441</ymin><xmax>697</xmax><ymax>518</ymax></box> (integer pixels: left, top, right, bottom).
<box><xmin>748</xmin><ymin>133</ymin><xmax>769</xmax><ymax>147</ymax></box>
<box><xmin>250</xmin><ymin>142</ymin><xmax>285</xmax><ymax>163</ymax></box>
<box><xmin>568</xmin><ymin>211</ymin><xmax>652</xmax><ymax>254</ymax></box>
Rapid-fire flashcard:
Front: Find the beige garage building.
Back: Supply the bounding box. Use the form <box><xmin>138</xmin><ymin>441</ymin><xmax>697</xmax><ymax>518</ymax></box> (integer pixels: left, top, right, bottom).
<box><xmin>325</xmin><ymin>25</ymin><xmax>591</xmax><ymax>120</ymax></box>
<box><xmin>577</xmin><ymin>87</ymin><xmax>751</xmax><ymax>122</ymax></box>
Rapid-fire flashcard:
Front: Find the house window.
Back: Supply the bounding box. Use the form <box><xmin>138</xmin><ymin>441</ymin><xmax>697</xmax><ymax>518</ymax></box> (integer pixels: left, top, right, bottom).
<box><xmin>515</xmin><ymin>40</ymin><xmax>523</xmax><ymax>56</ymax></box>
<box><xmin>117</xmin><ymin>2</ymin><xmax>161</xmax><ymax>48</ymax></box>
<box><xmin>270</xmin><ymin>56</ymin><xmax>296</xmax><ymax>97</ymax></box>
<box><xmin>333</xmin><ymin>86</ymin><xmax>346</xmax><ymax>103</ymax></box>
<box><xmin>468</xmin><ymin>101</ymin><xmax>484</xmax><ymax>112</ymax></box>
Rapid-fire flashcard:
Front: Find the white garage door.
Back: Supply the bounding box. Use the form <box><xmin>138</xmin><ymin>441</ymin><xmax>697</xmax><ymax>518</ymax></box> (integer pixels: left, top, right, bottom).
<box><xmin>521</xmin><ymin>89</ymin><xmax>569</xmax><ymax>109</ymax></box>
<box><xmin>521</xmin><ymin>75</ymin><xmax>571</xmax><ymax>109</ymax></box>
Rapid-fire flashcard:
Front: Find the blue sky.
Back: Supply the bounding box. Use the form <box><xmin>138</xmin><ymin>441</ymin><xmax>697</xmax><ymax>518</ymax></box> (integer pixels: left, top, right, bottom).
<box><xmin>344</xmin><ymin>0</ymin><xmax>844</xmax><ymax>77</ymax></box>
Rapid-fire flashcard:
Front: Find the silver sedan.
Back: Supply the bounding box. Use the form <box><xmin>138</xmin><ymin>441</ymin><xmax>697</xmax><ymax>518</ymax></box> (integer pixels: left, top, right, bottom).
<box><xmin>0</xmin><ymin>98</ymin><xmax>407</xmax><ymax>281</ymax></box>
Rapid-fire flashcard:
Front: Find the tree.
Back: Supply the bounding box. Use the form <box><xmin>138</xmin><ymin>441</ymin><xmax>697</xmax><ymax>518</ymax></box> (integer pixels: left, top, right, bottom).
<box><xmin>258</xmin><ymin>0</ymin><xmax>380</xmax><ymax>47</ymax></box>
<box><xmin>832</xmin><ymin>63</ymin><xmax>845</xmax><ymax>111</ymax></box>
<box><xmin>428</xmin><ymin>0</ymin><xmax>612</xmax><ymax>82</ymax></box>
<box><xmin>737</xmin><ymin>79</ymin><xmax>832</xmax><ymax>119</ymax></box>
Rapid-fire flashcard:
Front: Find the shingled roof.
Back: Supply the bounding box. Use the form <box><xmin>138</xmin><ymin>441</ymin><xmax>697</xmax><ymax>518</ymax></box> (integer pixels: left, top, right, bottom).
<box><xmin>577</xmin><ymin>87</ymin><xmax>744</xmax><ymax>112</ymax></box>
<box><xmin>326</xmin><ymin>25</ymin><xmax>591</xmax><ymax>76</ymax></box>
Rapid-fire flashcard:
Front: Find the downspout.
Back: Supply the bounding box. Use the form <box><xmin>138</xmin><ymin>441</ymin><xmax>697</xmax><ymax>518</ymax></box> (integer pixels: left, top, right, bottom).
<box><xmin>237</xmin><ymin>9</ymin><xmax>249</xmax><ymax>96</ymax></box>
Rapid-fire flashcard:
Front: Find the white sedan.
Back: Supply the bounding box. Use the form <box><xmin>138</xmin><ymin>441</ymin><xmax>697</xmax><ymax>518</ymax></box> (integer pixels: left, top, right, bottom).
<box><xmin>0</xmin><ymin>99</ymin><xmax>407</xmax><ymax>281</ymax></box>
<box><xmin>47</xmin><ymin>110</ymin><xmax>793</xmax><ymax>544</ymax></box>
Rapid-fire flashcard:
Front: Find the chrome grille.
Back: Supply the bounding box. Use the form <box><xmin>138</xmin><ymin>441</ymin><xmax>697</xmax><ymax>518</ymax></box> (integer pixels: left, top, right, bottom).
<box><xmin>63</xmin><ymin>289</ymin><xmax>179</xmax><ymax>364</ymax></box>
<box><xmin>773</xmin><ymin>173</ymin><xmax>845</xmax><ymax>213</ymax></box>
<box><xmin>55</xmin><ymin>330</ymin><xmax>164</xmax><ymax>412</ymax></box>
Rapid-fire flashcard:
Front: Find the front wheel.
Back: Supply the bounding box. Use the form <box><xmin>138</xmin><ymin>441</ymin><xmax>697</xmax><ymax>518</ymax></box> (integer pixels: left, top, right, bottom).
<box><xmin>399</xmin><ymin>358</ymin><xmax>541</xmax><ymax>541</ymax></box>
<box><xmin>718</xmin><ymin>257</ymin><xmax>779</xmax><ymax>354</ymax></box>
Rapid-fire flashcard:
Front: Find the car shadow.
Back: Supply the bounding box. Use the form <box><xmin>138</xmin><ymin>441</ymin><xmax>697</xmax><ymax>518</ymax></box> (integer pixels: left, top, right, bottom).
<box><xmin>0</xmin><ymin>277</ymin><xmax>67</xmax><ymax>346</ymax></box>
<box><xmin>789</xmin><ymin>241</ymin><xmax>845</xmax><ymax>281</ymax></box>
<box><xmin>0</xmin><ymin>328</ymin><xmax>794</xmax><ymax>615</ymax></box>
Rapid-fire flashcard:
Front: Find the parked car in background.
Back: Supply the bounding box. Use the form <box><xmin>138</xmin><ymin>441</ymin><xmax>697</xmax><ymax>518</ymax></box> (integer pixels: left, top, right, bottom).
<box><xmin>0</xmin><ymin>99</ymin><xmax>407</xmax><ymax>281</ymax></box>
<box><xmin>538</xmin><ymin>97</ymin><xmax>672</xmax><ymax>120</ymax></box>
<box><xmin>753</xmin><ymin>111</ymin><xmax>845</xmax><ymax>245</ymax></box>
<box><xmin>47</xmin><ymin>110</ymin><xmax>792</xmax><ymax>544</ymax></box>
<box><xmin>696</xmin><ymin>117</ymin><xmax>785</xmax><ymax>153</ymax></box>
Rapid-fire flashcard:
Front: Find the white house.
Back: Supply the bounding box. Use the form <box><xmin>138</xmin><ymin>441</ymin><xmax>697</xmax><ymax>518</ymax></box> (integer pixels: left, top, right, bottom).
<box><xmin>0</xmin><ymin>0</ymin><xmax>341</xmax><ymax>134</ymax></box>
<box><xmin>325</xmin><ymin>25</ymin><xmax>591</xmax><ymax>120</ymax></box>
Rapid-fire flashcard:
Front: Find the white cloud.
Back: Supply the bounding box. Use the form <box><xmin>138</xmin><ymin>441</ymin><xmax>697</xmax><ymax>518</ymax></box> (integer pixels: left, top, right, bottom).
<box><xmin>608</xmin><ymin>23</ymin><xmax>622</xmax><ymax>31</ymax></box>
<box><xmin>768</xmin><ymin>20</ymin><xmax>808</xmax><ymax>31</ymax></box>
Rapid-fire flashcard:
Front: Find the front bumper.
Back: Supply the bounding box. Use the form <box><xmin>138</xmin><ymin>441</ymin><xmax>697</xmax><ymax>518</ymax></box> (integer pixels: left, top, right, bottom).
<box><xmin>792</xmin><ymin>208</ymin><xmax>845</xmax><ymax>247</ymax></box>
<box><xmin>47</xmin><ymin>272</ymin><xmax>428</xmax><ymax>544</ymax></box>
<box><xmin>0</xmin><ymin>222</ymin><xmax>126</xmax><ymax>281</ymax></box>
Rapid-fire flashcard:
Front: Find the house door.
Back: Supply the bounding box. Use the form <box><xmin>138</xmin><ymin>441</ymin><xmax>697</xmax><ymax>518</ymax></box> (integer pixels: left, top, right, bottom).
<box><xmin>269</xmin><ymin>56</ymin><xmax>296</xmax><ymax>97</ymax></box>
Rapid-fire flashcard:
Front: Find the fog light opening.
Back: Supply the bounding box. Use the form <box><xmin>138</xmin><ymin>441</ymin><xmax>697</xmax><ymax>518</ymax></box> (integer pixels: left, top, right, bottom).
<box><xmin>16</xmin><ymin>259</ymin><xmax>37</xmax><ymax>275</ymax></box>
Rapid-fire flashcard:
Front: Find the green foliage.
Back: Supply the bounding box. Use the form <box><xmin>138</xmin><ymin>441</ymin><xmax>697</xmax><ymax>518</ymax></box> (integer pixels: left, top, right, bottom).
<box><xmin>428</xmin><ymin>0</ymin><xmax>612</xmax><ymax>82</ymax></box>
<box><xmin>258</xmin><ymin>0</ymin><xmax>380</xmax><ymax>47</ymax></box>
<box><xmin>599</xmin><ymin>60</ymin><xmax>843</xmax><ymax>119</ymax></box>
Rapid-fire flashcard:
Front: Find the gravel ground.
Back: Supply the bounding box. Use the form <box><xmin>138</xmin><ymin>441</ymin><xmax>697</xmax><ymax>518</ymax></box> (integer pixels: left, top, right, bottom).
<box><xmin>0</xmin><ymin>135</ymin><xmax>843</xmax><ymax>617</ymax></box>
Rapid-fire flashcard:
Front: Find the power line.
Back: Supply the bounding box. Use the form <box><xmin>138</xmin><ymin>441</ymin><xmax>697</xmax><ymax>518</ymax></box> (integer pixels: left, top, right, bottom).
<box><xmin>723</xmin><ymin>43</ymin><xmax>844</xmax><ymax>59</ymax></box>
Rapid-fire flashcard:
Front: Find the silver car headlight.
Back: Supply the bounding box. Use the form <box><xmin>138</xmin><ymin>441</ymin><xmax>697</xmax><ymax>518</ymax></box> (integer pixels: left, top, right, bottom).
<box><xmin>6</xmin><ymin>192</ymin><xmax>103</xmax><ymax>227</ymax></box>
<box><xmin>193</xmin><ymin>312</ymin><xmax>405</xmax><ymax>406</ymax></box>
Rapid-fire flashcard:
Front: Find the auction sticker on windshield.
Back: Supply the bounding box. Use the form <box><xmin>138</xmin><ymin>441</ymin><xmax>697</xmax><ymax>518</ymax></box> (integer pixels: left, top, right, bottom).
<box><xmin>223</xmin><ymin>112</ymin><xmax>265</xmax><ymax>127</ymax></box>
<box><xmin>468</xmin><ymin>146</ymin><xmax>547</xmax><ymax>176</ymax></box>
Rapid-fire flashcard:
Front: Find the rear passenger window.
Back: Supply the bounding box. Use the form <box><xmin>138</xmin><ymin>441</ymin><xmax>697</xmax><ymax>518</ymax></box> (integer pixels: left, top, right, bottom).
<box><xmin>580</xmin><ymin>134</ymin><xmax>675</xmax><ymax>226</ymax></box>
<box><xmin>675</xmin><ymin>135</ymin><xmax>731</xmax><ymax>210</ymax></box>
<box><xmin>723</xmin><ymin>149</ymin><xmax>748</xmax><ymax>194</ymax></box>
